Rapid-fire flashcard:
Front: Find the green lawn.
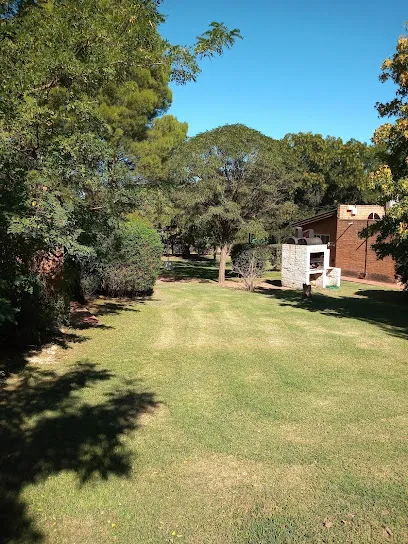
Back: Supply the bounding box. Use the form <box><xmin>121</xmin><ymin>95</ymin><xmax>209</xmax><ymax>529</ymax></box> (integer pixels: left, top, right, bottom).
<box><xmin>2</xmin><ymin>259</ymin><xmax>408</xmax><ymax>543</ymax></box>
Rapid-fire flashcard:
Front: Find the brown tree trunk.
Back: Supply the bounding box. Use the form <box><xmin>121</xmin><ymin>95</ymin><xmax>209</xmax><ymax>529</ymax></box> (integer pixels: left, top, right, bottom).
<box><xmin>218</xmin><ymin>245</ymin><xmax>229</xmax><ymax>284</ymax></box>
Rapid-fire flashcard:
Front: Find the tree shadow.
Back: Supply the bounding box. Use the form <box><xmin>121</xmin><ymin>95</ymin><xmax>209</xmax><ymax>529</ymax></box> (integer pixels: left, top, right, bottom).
<box><xmin>90</xmin><ymin>299</ymin><xmax>144</xmax><ymax>317</ymax></box>
<box><xmin>0</xmin><ymin>361</ymin><xmax>158</xmax><ymax>543</ymax></box>
<box><xmin>69</xmin><ymin>298</ymin><xmax>147</xmax><ymax>330</ymax></box>
<box><xmin>263</xmin><ymin>279</ymin><xmax>282</xmax><ymax>287</ymax></box>
<box><xmin>0</xmin><ymin>330</ymin><xmax>90</xmax><ymax>377</ymax></box>
<box><xmin>257</xmin><ymin>286</ymin><xmax>408</xmax><ymax>340</ymax></box>
<box><xmin>159</xmin><ymin>258</ymin><xmax>235</xmax><ymax>283</ymax></box>
<box><xmin>2</xmin><ymin>296</ymin><xmax>152</xmax><ymax>375</ymax></box>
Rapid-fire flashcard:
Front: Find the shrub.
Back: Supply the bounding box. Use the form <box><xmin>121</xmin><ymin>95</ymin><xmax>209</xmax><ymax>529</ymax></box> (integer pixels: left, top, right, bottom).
<box><xmin>269</xmin><ymin>244</ymin><xmax>282</xmax><ymax>271</ymax></box>
<box><xmin>80</xmin><ymin>273</ymin><xmax>101</xmax><ymax>299</ymax></box>
<box><xmin>231</xmin><ymin>243</ymin><xmax>269</xmax><ymax>291</ymax></box>
<box><xmin>99</xmin><ymin>218</ymin><xmax>163</xmax><ymax>296</ymax></box>
<box><xmin>0</xmin><ymin>270</ymin><xmax>70</xmax><ymax>346</ymax></box>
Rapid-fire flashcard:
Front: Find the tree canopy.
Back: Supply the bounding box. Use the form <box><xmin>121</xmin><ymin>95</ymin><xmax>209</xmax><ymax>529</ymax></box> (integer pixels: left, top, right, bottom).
<box><xmin>284</xmin><ymin>132</ymin><xmax>380</xmax><ymax>215</ymax></box>
<box><xmin>0</xmin><ymin>0</ymin><xmax>242</xmax><ymax>339</ymax></box>
<box><xmin>363</xmin><ymin>24</ymin><xmax>408</xmax><ymax>287</ymax></box>
<box><xmin>169</xmin><ymin>124</ymin><xmax>300</xmax><ymax>283</ymax></box>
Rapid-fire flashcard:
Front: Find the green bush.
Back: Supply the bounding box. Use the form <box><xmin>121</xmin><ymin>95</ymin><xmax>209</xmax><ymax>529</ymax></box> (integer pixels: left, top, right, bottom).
<box><xmin>230</xmin><ymin>243</ymin><xmax>249</xmax><ymax>263</ymax></box>
<box><xmin>269</xmin><ymin>244</ymin><xmax>282</xmax><ymax>271</ymax></box>
<box><xmin>80</xmin><ymin>273</ymin><xmax>101</xmax><ymax>299</ymax></box>
<box><xmin>98</xmin><ymin>218</ymin><xmax>163</xmax><ymax>296</ymax></box>
<box><xmin>0</xmin><ymin>270</ymin><xmax>71</xmax><ymax>346</ymax></box>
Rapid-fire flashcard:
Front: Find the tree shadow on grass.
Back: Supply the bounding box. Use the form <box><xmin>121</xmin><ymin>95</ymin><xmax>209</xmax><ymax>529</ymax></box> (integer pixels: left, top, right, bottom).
<box><xmin>0</xmin><ymin>361</ymin><xmax>158</xmax><ymax>544</ymax></box>
<box><xmin>69</xmin><ymin>297</ymin><xmax>150</xmax><ymax>330</ymax></box>
<box><xmin>90</xmin><ymin>299</ymin><xmax>145</xmax><ymax>317</ymax></box>
<box><xmin>257</xmin><ymin>286</ymin><xmax>408</xmax><ymax>340</ymax></box>
<box><xmin>1</xmin><ymin>297</ymin><xmax>149</xmax><ymax>374</ymax></box>
<box><xmin>1</xmin><ymin>330</ymin><xmax>90</xmax><ymax>377</ymax></box>
<box><xmin>263</xmin><ymin>279</ymin><xmax>282</xmax><ymax>288</ymax></box>
<box><xmin>159</xmin><ymin>258</ymin><xmax>235</xmax><ymax>283</ymax></box>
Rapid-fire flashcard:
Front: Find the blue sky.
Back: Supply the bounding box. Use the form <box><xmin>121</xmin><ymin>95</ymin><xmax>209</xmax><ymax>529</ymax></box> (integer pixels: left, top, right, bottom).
<box><xmin>160</xmin><ymin>0</ymin><xmax>407</xmax><ymax>144</ymax></box>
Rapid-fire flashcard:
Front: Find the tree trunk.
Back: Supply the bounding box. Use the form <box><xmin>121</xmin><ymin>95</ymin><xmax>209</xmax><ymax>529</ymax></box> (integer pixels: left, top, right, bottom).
<box><xmin>218</xmin><ymin>245</ymin><xmax>229</xmax><ymax>284</ymax></box>
<box><xmin>182</xmin><ymin>244</ymin><xmax>190</xmax><ymax>258</ymax></box>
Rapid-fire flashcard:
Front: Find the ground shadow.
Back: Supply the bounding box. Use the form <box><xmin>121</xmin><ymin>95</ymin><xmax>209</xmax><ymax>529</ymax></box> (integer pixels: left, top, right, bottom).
<box><xmin>159</xmin><ymin>258</ymin><xmax>235</xmax><ymax>283</ymax></box>
<box><xmin>69</xmin><ymin>298</ymin><xmax>148</xmax><ymax>330</ymax></box>
<box><xmin>0</xmin><ymin>329</ymin><xmax>90</xmax><ymax>377</ymax></box>
<box><xmin>1</xmin><ymin>297</ymin><xmax>148</xmax><ymax>374</ymax></box>
<box><xmin>90</xmin><ymin>299</ymin><xmax>145</xmax><ymax>317</ymax></box>
<box><xmin>0</xmin><ymin>361</ymin><xmax>158</xmax><ymax>543</ymax></box>
<box><xmin>257</xmin><ymin>286</ymin><xmax>408</xmax><ymax>340</ymax></box>
<box><xmin>263</xmin><ymin>279</ymin><xmax>282</xmax><ymax>287</ymax></box>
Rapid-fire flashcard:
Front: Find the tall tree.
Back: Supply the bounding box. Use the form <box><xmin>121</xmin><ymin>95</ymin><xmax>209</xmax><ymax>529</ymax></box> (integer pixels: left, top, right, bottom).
<box><xmin>169</xmin><ymin>124</ymin><xmax>300</xmax><ymax>284</ymax></box>
<box><xmin>363</xmin><ymin>24</ymin><xmax>408</xmax><ymax>286</ymax></box>
<box><xmin>284</xmin><ymin>132</ymin><xmax>380</xmax><ymax>216</ymax></box>
<box><xmin>132</xmin><ymin>116</ymin><xmax>188</xmax><ymax>182</ymax></box>
<box><xmin>0</xmin><ymin>0</ymin><xmax>241</xmax><ymax>336</ymax></box>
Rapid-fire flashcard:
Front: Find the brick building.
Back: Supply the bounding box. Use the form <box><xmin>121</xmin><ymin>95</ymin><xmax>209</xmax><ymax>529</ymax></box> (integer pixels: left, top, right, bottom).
<box><xmin>293</xmin><ymin>204</ymin><xmax>396</xmax><ymax>283</ymax></box>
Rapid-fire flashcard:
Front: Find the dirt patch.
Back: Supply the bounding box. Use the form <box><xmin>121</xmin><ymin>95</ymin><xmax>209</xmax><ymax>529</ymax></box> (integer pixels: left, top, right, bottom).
<box><xmin>27</xmin><ymin>344</ymin><xmax>59</xmax><ymax>365</ymax></box>
<box><xmin>138</xmin><ymin>402</ymin><xmax>168</xmax><ymax>427</ymax></box>
<box><xmin>342</xmin><ymin>276</ymin><xmax>403</xmax><ymax>290</ymax></box>
<box><xmin>45</xmin><ymin>515</ymin><xmax>109</xmax><ymax>544</ymax></box>
<box><xmin>181</xmin><ymin>453</ymin><xmax>316</xmax><ymax>496</ymax></box>
<box><xmin>70</xmin><ymin>302</ymin><xmax>99</xmax><ymax>328</ymax></box>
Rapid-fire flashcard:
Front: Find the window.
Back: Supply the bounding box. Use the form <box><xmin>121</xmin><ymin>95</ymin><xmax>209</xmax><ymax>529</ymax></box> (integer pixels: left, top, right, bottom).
<box><xmin>368</xmin><ymin>212</ymin><xmax>381</xmax><ymax>220</ymax></box>
<box><xmin>315</xmin><ymin>234</ymin><xmax>330</xmax><ymax>244</ymax></box>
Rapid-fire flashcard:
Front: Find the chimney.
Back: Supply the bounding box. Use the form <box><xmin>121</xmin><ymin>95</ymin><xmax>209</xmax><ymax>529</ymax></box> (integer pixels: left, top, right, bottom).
<box><xmin>294</xmin><ymin>227</ymin><xmax>303</xmax><ymax>238</ymax></box>
<box><xmin>303</xmin><ymin>228</ymin><xmax>314</xmax><ymax>238</ymax></box>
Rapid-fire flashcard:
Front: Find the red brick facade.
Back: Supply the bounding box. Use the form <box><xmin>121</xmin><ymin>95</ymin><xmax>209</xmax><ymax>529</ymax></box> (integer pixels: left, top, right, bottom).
<box><xmin>294</xmin><ymin>205</ymin><xmax>396</xmax><ymax>284</ymax></box>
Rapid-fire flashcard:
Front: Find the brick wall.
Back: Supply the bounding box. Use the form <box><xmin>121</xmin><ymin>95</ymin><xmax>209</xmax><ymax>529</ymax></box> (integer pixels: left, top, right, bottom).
<box><xmin>338</xmin><ymin>204</ymin><xmax>385</xmax><ymax>220</ymax></box>
<box><xmin>335</xmin><ymin>219</ymin><xmax>396</xmax><ymax>282</ymax></box>
<box><xmin>294</xmin><ymin>205</ymin><xmax>397</xmax><ymax>283</ymax></box>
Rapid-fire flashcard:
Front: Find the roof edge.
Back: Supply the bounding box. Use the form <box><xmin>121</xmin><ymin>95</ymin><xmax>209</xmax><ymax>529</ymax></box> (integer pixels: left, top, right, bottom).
<box><xmin>292</xmin><ymin>207</ymin><xmax>337</xmax><ymax>227</ymax></box>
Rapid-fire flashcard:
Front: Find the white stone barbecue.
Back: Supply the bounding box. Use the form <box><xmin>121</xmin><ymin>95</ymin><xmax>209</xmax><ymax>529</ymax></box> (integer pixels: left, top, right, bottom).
<box><xmin>281</xmin><ymin>243</ymin><xmax>341</xmax><ymax>289</ymax></box>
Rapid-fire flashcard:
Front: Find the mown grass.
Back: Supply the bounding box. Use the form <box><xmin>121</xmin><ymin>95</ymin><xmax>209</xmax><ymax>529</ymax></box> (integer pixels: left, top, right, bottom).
<box><xmin>1</xmin><ymin>259</ymin><xmax>408</xmax><ymax>543</ymax></box>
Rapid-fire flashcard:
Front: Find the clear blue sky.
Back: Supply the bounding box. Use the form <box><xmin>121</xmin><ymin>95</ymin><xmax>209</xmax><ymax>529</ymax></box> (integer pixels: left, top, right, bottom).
<box><xmin>160</xmin><ymin>0</ymin><xmax>407</xmax><ymax>144</ymax></box>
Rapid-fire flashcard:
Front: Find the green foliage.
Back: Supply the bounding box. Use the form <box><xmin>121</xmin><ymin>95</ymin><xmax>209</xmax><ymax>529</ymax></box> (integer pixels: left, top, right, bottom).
<box><xmin>0</xmin><ymin>0</ymin><xmax>241</xmax><ymax>339</ymax></box>
<box><xmin>169</xmin><ymin>124</ymin><xmax>300</xmax><ymax>281</ymax></box>
<box><xmin>284</xmin><ymin>132</ymin><xmax>381</xmax><ymax>215</ymax></box>
<box><xmin>269</xmin><ymin>244</ymin><xmax>282</xmax><ymax>271</ymax></box>
<box><xmin>0</xmin><ymin>284</ymin><xmax>17</xmax><ymax>327</ymax></box>
<box><xmin>130</xmin><ymin>115</ymin><xmax>188</xmax><ymax>182</ymax></box>
<box><xmin>0</xmin><ymin>268</ymin><xmax>71</xmax><ymax>345</ymax></box>
<box><xmin>235</xmin><ymin>220</ymin><xmax>268</xmax><ymax>244</ymax></box>
<box><xmin>79</xmin><ymin>273</ymin><xmax>100</xmax><ymax>300</ymax></box>
<box><xmin>98</xmin><ymin>218</ymin><xmax>163</xmax><ymax>296</ymax></box>
<box><xmin>361</xmin><ymin>26</ymin><xmax>408</xmax><ymax>287</ymax></box>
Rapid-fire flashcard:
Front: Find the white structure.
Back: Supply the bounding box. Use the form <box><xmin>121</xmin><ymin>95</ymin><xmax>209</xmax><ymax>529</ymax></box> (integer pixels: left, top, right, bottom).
<box><xmin>281</xmin><ymin>244</ymin><xmax>341</xmax><ymax>289</ymax></box>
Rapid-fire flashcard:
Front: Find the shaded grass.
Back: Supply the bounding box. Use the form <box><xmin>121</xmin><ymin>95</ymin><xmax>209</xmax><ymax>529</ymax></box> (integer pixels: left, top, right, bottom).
<box><xmin>256</xmin><ymin>282</ymin><xmax>408</xmax><ymax>340</ymax></box>
<box><xmin>0</xmin><ymin>361</ymin><xmax>158</xmax><ymax>544</ymax></box>
<box><xmin>1</xmin><ymin>263</ymin><xmax>408</xmax><ymax>543</ymax></box>
<box><xmin>159</xmin><ymin>255</ymin><xmax>235</xmax><ymax>282</ymax></box>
